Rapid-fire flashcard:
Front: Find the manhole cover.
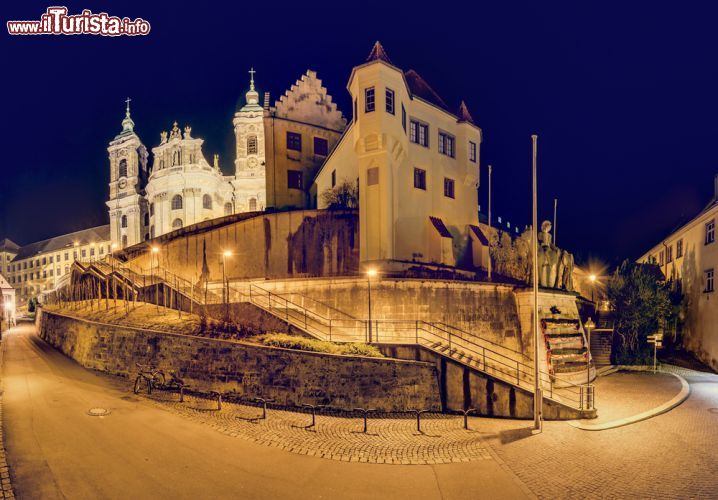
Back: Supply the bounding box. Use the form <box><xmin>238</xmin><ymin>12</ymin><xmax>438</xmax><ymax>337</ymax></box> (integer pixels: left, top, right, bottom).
<box><xmin>708</xmin><ymin>408</ymin><xmax>718</xmax><ymax>414</ymax></box>
<box><xmin>87</xmin><ymin>407</ymin><xmax>111</xmax><ymax>417</ymax></box>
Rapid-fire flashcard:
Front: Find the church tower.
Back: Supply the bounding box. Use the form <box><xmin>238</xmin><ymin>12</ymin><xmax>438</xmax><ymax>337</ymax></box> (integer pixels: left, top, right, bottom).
<box><xmin>231</xmin><ymin>68</ymin><xmax>266</xmax><ymax>213</ymax></box>
<box><xmin>106</xmin><ymin>98</ymin><xmax>149</xmax><ymax>249</ymax></box>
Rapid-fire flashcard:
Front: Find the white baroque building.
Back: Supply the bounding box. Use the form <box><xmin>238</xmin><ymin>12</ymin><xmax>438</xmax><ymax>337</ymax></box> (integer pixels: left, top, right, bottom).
<box><xmin>107</xmin><ymin>72</ymin><xmax>268</xmax><ymax>249</ymax></box>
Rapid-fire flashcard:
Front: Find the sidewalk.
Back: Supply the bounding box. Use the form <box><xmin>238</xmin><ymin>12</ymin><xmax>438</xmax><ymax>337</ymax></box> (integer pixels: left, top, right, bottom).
<box><xmin>0</xmin><ymin>330</ymin><xmax>15</xmax><ymax>499</ymax></box>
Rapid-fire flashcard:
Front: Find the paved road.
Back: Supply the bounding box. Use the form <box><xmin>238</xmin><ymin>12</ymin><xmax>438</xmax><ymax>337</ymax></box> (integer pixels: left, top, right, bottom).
<box><xmin>1</xmin><ymin>323</ymin><xmax>529</xmax><ymax>499</ymax></box>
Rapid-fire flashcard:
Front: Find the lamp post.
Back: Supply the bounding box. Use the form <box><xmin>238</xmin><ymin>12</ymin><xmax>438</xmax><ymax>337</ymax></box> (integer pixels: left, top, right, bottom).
<box><xmin>531</xmin><ymin>134</ymin><xmax>541</xmax><ymax>431</ymax></box>
<box><xmin>222</xmin><ymin>250</ymin><xmax>232</xmax><ymax>320</ymax></box>
<box><xmin>584</xmin><ymin>317</ymin><xmax>596</xmax><ymax>408</ymax></box>
<box><xmin>151</xmin><ymin>246</ymin><xmax>160</xmax><ymax>312</ymax></box>
<box><xmin>588</xmin><ymin>274</ymin><xmax>597</xmax><ymax>303</ymax></box>
<box><xmin>366</xmin><ymin>268</ymin><xmax>377</xmax><ymax>343</ymax></box>
<box><xmin>111</xmin><ymin>243</ymin><xmax>118</xmax><ymax>308</ymax></box>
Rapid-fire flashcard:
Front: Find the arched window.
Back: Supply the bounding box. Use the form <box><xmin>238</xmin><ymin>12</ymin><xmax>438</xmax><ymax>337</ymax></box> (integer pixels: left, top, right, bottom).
<box><xmin>144</xmin><ymin>213</ymin><xmax>149</xmax><ymax>226</ymax></box>
<box><xmin>203</xmin><ymin>194</ymin><xmax>212</xmax><ymax>209</ymax></box>
<box><xmin>224</xmin><ymin>202</ymin><xmax>233</xmax><ymax>215</ymax></box>
<box><xmin>121</xmin><ymin>235</ymin><xmax>128</xmax><ymax>248</ymax></box>
<box><xmin>171</xmin><ymin>195</ymin><xmax>183</xmax><ymax>210</ymax></box>
<box><xmin>121</xmin><ymin>215</ymin><xmax>128</xmax><ymax>228</ymax></box>
<box><xmin>118</xmin><ymin>159</ymin><xmax>128</xmax><ymax>178</ymax></box>
<box><xmin>172</xmin><ymin>218</ymin><xmax>183</xmax><ymax>229</ymax></box>
<box><xmin>247</xmin><ymin>135</ymin><xmax>257</xmax><ymax>155</ymax></box>
<box><xmin>249</xmin><ymin>198</ymin><xmax>257</xmax><ymax>211</ymax></box>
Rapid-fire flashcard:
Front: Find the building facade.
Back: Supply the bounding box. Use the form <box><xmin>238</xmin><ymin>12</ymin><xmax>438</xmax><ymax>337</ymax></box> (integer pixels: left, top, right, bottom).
<box><xmin>638</xmin><ymin>174</ymin><xmax>718</xmax><ymax>370</ymax></box>
<box><xmin>314</xmin><ymin>42</ymin><xmax>484</xmax><ymax>269</ymax></box>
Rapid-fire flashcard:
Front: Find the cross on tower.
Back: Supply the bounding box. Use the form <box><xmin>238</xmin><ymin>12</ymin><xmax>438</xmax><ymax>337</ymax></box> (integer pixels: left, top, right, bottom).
<box><xmin>125</xmin><ymin>96</ymin><xmax>131</xmax><ymax>116</ymax></box>
<box><xmin>248</xmin><ymin>67</ymin><xmax>256</xmax><ymax>90</ymax></box>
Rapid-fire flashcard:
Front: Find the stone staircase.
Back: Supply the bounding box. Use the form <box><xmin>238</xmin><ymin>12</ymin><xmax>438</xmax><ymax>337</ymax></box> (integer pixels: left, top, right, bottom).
<box><xmin>590</xmin><ymin>330</ymin><xmax>613</xmax><ymax>366</ymax></box>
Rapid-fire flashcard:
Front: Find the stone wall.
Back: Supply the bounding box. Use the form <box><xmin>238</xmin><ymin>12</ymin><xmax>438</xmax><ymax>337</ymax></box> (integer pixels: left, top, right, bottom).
<box><xmin>37</xmin><ymin>310</ymin><xmax>439</xmax><ymax>412</ymax></box>
<box><xmin>123</xmin><ymin>210</ymin><xmax>358</xmax><ymax>284</ymax></box>
<box><xmin>255</xmin><ymin>278</ymin><xmax>524</xmax><ymax>352</ymax></box>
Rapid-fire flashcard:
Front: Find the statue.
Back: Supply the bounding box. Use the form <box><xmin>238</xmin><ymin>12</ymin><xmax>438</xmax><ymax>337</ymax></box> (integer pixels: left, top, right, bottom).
<box><xmin>184</xmin><ymin>125</ymin><xmax>192</xmax><ymax>138</ymax></box>
<box><xmin>213</xmin><ymin>154</ymin><xmax>219</xmax><ymax>169</ymax></box>
<box><xmin>160</xmin><ymin>130</ymin><xmax>167</xmax><ymax>144</ymax></box>
<box><xmin>169</xmin><ymin>121</ymin><xmax>181</xmax><ymax>140</ymax></box>
<box><xmin>536</xmin><ymin>220</ymin><xmax>574</xmax><ymax>291</ymax></box>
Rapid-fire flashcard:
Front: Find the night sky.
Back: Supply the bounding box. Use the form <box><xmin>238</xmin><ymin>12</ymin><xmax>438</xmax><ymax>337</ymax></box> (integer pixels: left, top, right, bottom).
<box><xmin>3</xmin><ymin>1</ymin><xmax>718</xmax><ymax>267</ymax></box>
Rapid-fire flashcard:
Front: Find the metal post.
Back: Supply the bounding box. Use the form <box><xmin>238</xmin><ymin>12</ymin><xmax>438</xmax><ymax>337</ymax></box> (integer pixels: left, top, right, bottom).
<box><xmin>367</xmin><ymin>276</ymin><xmax>372</xmax><ymax>343</ymax></box>
<box><xmin>488</xmin><ymin>164</ymin><xmax>492</xmax><ymax>281</ymax></box>
<box><xmin>587</xmin><ymin>325</ymin><xmax>592</xmax><ymax>388</ymax></box>
<box><xmin>531</xmin><ymin>134</ymin><xmax>542</xmax><ymax>431</ymax></box>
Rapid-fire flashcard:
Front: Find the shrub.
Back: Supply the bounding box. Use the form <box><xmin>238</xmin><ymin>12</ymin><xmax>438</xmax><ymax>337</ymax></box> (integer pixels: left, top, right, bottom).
<box><xmin>256</xmin><ymin>333</ymin><xmax>383</xmax><ymax>358</ymax></box>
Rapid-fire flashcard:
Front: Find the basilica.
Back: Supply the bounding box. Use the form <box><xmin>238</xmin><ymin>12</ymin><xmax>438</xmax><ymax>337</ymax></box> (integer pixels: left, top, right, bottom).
<box><xmin>107</xmin><ymin>68</ymin><xmax>346</xmax><ymax>248</ymax></box>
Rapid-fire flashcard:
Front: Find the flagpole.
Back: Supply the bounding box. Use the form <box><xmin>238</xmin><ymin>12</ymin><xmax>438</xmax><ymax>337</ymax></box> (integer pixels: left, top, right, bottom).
<box><xmin>532</xmin><ymin>134</ymin><xmax>542</xmax><ymax>431</ymax></box>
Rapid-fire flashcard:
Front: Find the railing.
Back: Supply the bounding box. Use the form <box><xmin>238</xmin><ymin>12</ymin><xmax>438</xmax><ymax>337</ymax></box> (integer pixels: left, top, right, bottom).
<box><xmin>248</xmin><ymin>283</ymin><xmax>592</xmax><ymax>410</ymax></box>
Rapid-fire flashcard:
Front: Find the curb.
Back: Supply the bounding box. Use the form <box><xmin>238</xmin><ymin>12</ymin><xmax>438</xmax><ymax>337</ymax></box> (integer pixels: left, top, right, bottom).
<box><xmin>567</xmin><ymin>370</ymin><xmax>690</xmax><ymax>431</ymax></box>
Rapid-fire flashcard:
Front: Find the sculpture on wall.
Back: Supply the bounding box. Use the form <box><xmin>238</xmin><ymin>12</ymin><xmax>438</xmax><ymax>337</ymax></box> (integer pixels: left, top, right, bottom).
<box><xmin>537</xmin><ymin>220</ymin><xmax>574</xmax><ymax>291</ymax></box>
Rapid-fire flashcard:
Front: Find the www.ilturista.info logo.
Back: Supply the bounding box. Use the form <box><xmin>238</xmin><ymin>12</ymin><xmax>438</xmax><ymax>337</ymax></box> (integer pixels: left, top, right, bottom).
<box><xmin>7</xmin><ymin>7</ymin><xmax>150</xmax><ymax>36</ymax></box>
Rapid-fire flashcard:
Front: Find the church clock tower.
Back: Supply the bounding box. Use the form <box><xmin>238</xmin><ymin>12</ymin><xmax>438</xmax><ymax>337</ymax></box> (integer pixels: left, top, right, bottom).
<box><xmin>231</xmin><ymin>68</ymin><xmax>266</xmax><ymax>213</ymax></box>
<box><xmin>106</xmin><ymin>98</ymin><xmax>149</xmax><ymax>249</ymax></box>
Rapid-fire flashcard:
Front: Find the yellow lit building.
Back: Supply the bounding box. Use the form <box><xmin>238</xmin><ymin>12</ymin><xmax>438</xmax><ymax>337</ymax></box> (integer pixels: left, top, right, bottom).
<box><xmin>314</xmin><ymin>42</ymin><xmax>485</xmax><ymax>270</ymax></box>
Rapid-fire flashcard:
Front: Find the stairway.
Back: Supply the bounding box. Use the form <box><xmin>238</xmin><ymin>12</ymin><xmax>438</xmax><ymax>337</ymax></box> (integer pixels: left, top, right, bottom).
<box><xmin>590</xmin><ymin>330</ymin><xmax>613</xmax><ymax>366</ymax></box>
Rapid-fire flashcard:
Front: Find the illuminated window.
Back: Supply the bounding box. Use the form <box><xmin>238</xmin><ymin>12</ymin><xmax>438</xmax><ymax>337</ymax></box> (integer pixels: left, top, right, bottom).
<box><xmin>203</xmin><ymin>194</ymin><xmax>212</xmax><ymax>209</ymax></box>
<box><xmin>414</xmin><ymin>168</ymin><xmax>426</xmax><ymax>190</ymax></box>
<box><xmin>172</xmin><ymin>195</ymin><xmax>183</xmax><ymax>210</ymax></box>
<box><xmin>385</xmin><ymin>88</ymin><xmax>395</xmax><ymax>114</ymax></box>
<box><xmin>444</xmin><ymin>178</ymin><xmax>455</xmax><ymax>199</ymax></box>
<box><xmin>365</xmin><ymin>87</ymin><xmax>375</xmax><ymax>113</ymax></box>
<box><xmin>247</xmin><ymin>135</ymin><xmax>257</xmax><ymax>155</ymax></box>
<box><xmin>287</xmin><ymin>132</ymin><xmax>302</xmax><ymax>152</ymax></box>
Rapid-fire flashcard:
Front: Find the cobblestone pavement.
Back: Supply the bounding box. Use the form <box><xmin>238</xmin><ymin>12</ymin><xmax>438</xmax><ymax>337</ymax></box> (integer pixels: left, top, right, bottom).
<box><xmin>139</xmin><ymin>390</ymin><xmax>492</xmax><ymax>465</ymax></box>
<box><xmin>477</xmin><ymin>367</ymin><xmax>718</xmax><ymax>499</ymax></box>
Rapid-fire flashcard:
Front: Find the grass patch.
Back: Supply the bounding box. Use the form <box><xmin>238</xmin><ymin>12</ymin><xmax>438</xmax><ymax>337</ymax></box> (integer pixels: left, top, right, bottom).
<box><xmin>255</xmin><ymin>333</ymin><xmax>383</xmax><ymax>358</ymax></box>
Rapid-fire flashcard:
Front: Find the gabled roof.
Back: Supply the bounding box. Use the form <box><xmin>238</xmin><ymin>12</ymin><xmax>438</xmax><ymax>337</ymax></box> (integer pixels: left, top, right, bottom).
<box><xmin>12</xmin><ymin>225</ymin><xmax>111</xmax><ymax>262</ymax></box>
<box><xmin>0</xmin><ymin>239</ymin><xmax>20</xmax><ymax>254</ymax></box>
<box><xmin>366</xmin><ymin>41</ymin><xmax>392</xmax><ymax>64</ymax></box>
<box><xmin>404</xmin><ymin>69</ymin><xmax>449</xmax><ymax>111</ymax></box>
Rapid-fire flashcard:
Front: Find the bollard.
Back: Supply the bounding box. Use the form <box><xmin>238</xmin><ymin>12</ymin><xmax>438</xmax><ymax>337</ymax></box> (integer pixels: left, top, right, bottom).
<box><xmin>353</xmin><ymin>408</ymin><xmax>376</xmax><ymax>433</ymax></box>
<box><xmin>179</xmin><ymin>386</ymin><xmax>185</xmax><ymax>403</ymax></box>
<box><xmin>302</xmin><ymin>404</ymin><xmax>325</xmax><ymax>428</ymax></box>
<box><xmin>211</xmin><ymin>391</ymin><xmax>222</xmax><ymax>410</ymax></box>
<box><xmin>410</xmin><ymin>409</ymin><xmax>429</xmax><ymax>433</ymax></box>
<box><xmin>254</xmin><ymin>397</ymin><xmax>274</xmax><ymax>420</ymax></box>
<box><xmin>460</xmin><ymin>408</ymin><xmax>476</xmax><ymax>430</ymax></box>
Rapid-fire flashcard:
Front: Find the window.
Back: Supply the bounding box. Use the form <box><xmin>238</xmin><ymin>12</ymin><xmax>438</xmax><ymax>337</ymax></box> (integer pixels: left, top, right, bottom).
<box><xmin>410</xmin><ymin>120</ymin><xmax>429</xmax><ymax>147</ymax></box>
<box><xmin>706</xmin><ymin>219</ymin><xmax>715</xmax><ymax>245</ymax></box>
<box><xmin>121</xmin><ymin>215</ymin><xmax>128</xmax><ymax>228</ymax></box>
<box><xmin>706</xmin><ymin>269</ymin><xmax>715</xmax><ymax>293</ymax></box>
<box><xmin>658</xmin><ymin>250</ymin><xmax>665</xmax><ymax>266</ymax></box>
<box><xmin>385</xmin><ymin>88</ymin><xmax>395</xmax><ymax>114</ymax></box>
<box><xmin>666</xmin><ymin>245</ymin><xmax>673</xmax><ymax>263</ymax></box>
<box><xmin>414</xmin><ymin>168</ymin><xmax>427</xmax><ymax>190</ymax></box>
<box><xmin>247</xmin><ymin>135</ymin><xmax>257</xmax><ymax>155</ymax></box>
<box><xmin>249</xmin><ymin>198</ymin><xmax>257</xmax><ymax>211</ymax></box>
<box><xmin>172</xmin><ymin>219</ymin><xmax>183</xmax><ymax>229</ymax></box>
<box><xmin>150</xmin><ymin>203</ymin><xmax>155</xmax><ymax>216</ymax></box>
<box><xmin>367</xmin><ymin>167</ymin><xmax>379</xmax><ymax>186</ymax></box>
<box><xmin>203</xmin><ymin>194</ymin><xmax>212</xmax><ymax>209</ymax></box>
<box><xmin>100</xmin><ymin>246</ymin><xmax>104</xmax><ymax>254</ymax></box>
<box><xmin>365</xmin><ymin>87</ymin><xmax>375</xmax><ymax>113</ymax></box>
<box><xmin>64</xmin><ymin>252</ymin><xmax>68</xmax><ymax>261</ymax></box>
<box><xmin>287</xmin><ymin>170</ymin><xmax>303</xmax><ymax>190</ymax></box>
<box><xmin>172</xmin><ymin>194</ymin><xmax>183</xmax><ymax>210</ymax></box>
<box><xmin>677</xmin><ymin>239</ymin><xmax>683</xmax><ymax>258</ymax></box>
<box><xmin>444</xmin><ymin>178</ymin><xmax>455</xmax><ymax>199</ymax></box>
<box><xmin>469</xmin><ymin>141</ymin><xmax>477</xmax><ymax>163</ymax></box>
<box><xmin>121</xmin><ymin>235</ymin><xmax>128</xmax><ymax>248</ymax></box>
<box><xmin>287</xmin><ymin>131</ymin><xmax>302</xmax><ymax>152</ymax></box>
<box><xmin>331</xmin><ymin>169</ymin><xmax>336</xmax><ymax>188</ymax></box>
<box><xmin>81</xmin><ymin>249</ymin><xmax>86</xmax><ymax>258</ymax></box>
<box><xmin>401</xmin><ymin>104</ymin><xmax>406</xmax><ymax>132</ymax></box>
<box><xmin>314</xmin><ymin>137</ymin><xmax>328</xmax><ymax>156</ymax></box>
<box><xmin>438</xmin><ymin>132</ymin><xmax>455</xmax><ymax>158</ymax></box>
<box><xmin>118</xmin><ymin>158</ymin><xmax>128</xmax><ymax>178</ymax></box>
<box><xmin>49</xmin><ymin>256</ymin><xmax>54</xmax><ymax>263</ymax></box>
<box><xmin>90</xmin><ymin>248</ymin><xmax>95</xmax><ymax>256</ymax></box>
<box><xmin>224</xmin><ymin>202</ymin><xmax>233</xmax><ymax>215</ymax></box>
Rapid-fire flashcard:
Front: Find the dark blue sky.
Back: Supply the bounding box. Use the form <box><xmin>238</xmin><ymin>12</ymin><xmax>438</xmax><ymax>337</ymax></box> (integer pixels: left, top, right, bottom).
<box><xmin>3</xmin><ymin>1</ymin><xmax>718</xmax><ymax>266</ymax></box>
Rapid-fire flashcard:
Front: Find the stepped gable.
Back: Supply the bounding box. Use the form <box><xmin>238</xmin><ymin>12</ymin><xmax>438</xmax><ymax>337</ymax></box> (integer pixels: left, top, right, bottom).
<box><xmin>274</xmin><ymin>70</ymin><xmax>347</xmax><ymax>131</ymax></box>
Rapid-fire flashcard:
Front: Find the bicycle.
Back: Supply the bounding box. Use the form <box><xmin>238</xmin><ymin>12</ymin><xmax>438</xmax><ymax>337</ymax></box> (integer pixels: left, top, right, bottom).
<box><xmin>133</xmin><ymin>363</ymin><xmax>184</xmax><ymax>395</ymax></box>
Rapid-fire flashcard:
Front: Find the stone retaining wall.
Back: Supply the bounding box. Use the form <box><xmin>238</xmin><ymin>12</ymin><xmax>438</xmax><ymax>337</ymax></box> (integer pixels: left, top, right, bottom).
<box><xmin>38</xmin><ymin>310</ymin><xmax>440</xmax><ymax>412</ymax></box>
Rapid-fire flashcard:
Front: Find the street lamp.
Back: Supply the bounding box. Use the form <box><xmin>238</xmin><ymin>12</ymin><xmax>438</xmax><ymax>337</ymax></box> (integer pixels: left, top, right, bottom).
<box><xmin>588</xmin><ymin>274</ymin><xmax>597</xmax><ymax>303</ymax></box>
<box><xmin>222</xmin><ymin>250</ymin><xmax>232</xmax><ymax>319</ymax></box>
<box><xmin>366</xmin><ymin>268</ymin><xmax>378</xmax><ymax>343</ymax></box>
<box><xmin>584</xmin><ymin>317</ymin><xmax>596</xmax><ymax>408</ymax></box>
